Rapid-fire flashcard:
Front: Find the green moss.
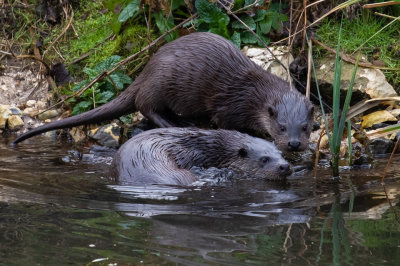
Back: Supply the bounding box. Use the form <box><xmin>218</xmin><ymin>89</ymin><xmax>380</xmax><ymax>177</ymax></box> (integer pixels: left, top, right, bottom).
<box><xmin>44</xmin><ymin>0</ymin><xmax>152</xmax><ymax>78</ymax></box>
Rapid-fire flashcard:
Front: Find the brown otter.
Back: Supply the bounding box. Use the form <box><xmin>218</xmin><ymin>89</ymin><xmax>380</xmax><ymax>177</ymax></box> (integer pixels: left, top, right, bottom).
<box><xmin>12</xmin><ymin>32</ymin><xmax>313</xmax><ymax>151</ymax></box>
<box><xmin>110</xmin><ymin>128</ymin><xmax>292</xmax><ymax>185</ymax></box>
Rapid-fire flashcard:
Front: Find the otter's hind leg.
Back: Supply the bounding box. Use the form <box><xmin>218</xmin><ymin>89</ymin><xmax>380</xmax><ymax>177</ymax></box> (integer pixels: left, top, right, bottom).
<box><xmin>141</xmin><ymin>110</ymin><xmax>177</xmax><ymax>128</ymax></box>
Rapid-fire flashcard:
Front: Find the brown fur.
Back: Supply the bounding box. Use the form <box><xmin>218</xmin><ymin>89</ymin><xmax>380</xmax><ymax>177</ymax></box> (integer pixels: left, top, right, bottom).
<box><xmin>12</xmin><ymin>32</ymin><xmax>313</xmax><ymax>151</ymax></box>
<box><xmin>110</xmin><ymin>128</ymin><xmax>291</xmax><ymax>185</ymax></box>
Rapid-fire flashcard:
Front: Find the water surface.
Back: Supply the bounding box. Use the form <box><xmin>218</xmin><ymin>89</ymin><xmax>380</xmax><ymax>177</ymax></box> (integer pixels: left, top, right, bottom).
<box><xmin>1</xmin><ymin>135</ymin><xmax>400</xmax><ymax>265</ymax></box>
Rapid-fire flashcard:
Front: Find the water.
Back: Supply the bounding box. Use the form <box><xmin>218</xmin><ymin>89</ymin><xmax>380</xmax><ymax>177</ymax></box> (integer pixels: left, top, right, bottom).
<box><xmin>1</xmin><ymin>135</ymin><xmax>400</xmax><ymax>265</ymax></box>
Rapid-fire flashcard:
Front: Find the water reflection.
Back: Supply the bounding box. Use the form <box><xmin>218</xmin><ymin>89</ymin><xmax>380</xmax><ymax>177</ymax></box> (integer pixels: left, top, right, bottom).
<box><xmin>0</xmin><ymin>136</ymin><xmax>400</xmax><ymax>264</ymax></box>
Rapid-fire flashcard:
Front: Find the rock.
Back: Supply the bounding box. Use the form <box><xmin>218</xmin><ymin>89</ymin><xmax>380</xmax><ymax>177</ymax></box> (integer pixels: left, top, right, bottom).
<box><xmin>368</xmin><ymin>138</ymin><xmax>394</xmax><ymax>155</ymax></box>
<box><xmin>88</xmin><ymin>123</ymin><xmax>121</xmax><ymax>148</ymax></box>
<box><xmin>244</xmin><ymin>46</ymin><xmax>294</xmax><ymax>82</ymax></box>
<box><xmin>69</xmin><ymin>126</ymin><xmax>86</xmax><ymax>143</ymax></box>
<box><xmin>8</xmin><ymin>107</ymin><xmax>22</xmax><ymax>115</ymax></box>
<box><xmin>89</xmin><ymin>145</ymin><xmax>117</xmax><ymax>157</ymax></box>
<box><xmin>314</xmin><ymin>55</ymin><xmax>397</xmax><ymax>103</ymax></box>
<box><xmin>36</xmin><ymin>101</ymin><xmax>47</xmax><ymax>109</ymax></box>
<box><xmin>37</xmin><ymin>109</ymin><xmax>61</xmax><ymax>120</ymax></box>
<box><xmin>7</xmin><ymin>115</ymin><xmax>24</xmax><ymax>130</ymax></box>
<box><xmin>0</xmin><ymin>105</ymin><xmax>10</xmax><ymax>129</ymax></box>
<box><xmin>23</xmin><ymin>107</ymin><xmax>38</xmax><ymax>116</ymax></box>
<box><xmin>26</xmin><ymin>100</ymin><xmax>37</xmax><ymax>107</ymax></box>
<box><xmin>353</xmin><ymin>154</ymin><xmax>371</xmax><ymax>166</ymax></box>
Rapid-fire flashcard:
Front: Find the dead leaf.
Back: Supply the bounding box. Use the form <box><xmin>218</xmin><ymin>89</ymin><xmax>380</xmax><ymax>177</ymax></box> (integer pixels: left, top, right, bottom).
<box><xmin>361</xmin><ymin>110</ymin><xmax>397</xmax><ymax>128</ymax></box>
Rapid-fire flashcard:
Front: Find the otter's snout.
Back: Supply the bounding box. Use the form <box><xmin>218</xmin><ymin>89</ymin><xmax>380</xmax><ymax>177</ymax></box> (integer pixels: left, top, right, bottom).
<box><xmin>288</xmin><ymin>141</ymin><xmax>301</xmax><ymax>151</ymax></box>
<box><xmin>278</xmin><ymin>163</ymin><xmax>292</xmax><ymax>176</ymax></box>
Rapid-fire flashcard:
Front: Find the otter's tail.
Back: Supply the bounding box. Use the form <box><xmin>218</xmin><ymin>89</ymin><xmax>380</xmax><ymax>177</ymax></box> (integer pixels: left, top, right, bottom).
<box><xmin>12</xmin><ymin>88</ymin><xmax>136</xmax><ymax>145</ymax></box>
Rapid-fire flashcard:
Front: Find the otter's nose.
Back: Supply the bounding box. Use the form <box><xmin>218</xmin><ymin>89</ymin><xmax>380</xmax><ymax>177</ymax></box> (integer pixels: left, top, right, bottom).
<box><xmin>288</xmin><ymin>141</ymin><xmax>300</xmax><ymax>151</ymax></box>
<box><xmin>278</xmin><ymin>163</ymin><xmax>291</xmax><ymax>176</ymax></box>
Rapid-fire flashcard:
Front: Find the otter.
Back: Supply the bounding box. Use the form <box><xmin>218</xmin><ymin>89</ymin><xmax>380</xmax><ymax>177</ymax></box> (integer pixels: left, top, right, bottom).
<box><xmin>12</xmin><ymin>32</ymin><xmax>314</xmax><ymax>151</ymax></box>
<box><xmin>110</xmin><ymin>128</ymin><xmax>292</xmax><ymax>185</ymax></box>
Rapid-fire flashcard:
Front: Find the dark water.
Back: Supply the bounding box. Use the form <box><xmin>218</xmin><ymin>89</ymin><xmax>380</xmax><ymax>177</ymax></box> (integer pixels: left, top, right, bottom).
<box><xmin>1</xmin><ymin>136</ymin><xmax>400</xmax><ymax>265</ymax></box>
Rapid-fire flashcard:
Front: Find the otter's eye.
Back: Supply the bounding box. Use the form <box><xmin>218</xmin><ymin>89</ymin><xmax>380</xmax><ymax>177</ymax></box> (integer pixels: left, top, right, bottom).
<box><xmin>260</xmin><ymin>156</ymin><xmax>270</xmax><ymax>164</ymax></box>
<box><xmin>280</xmin><ymin>125</ymin><xmax>286</xmax><ymax>132</ymax></box>
<box><xmin>302</xmin><ymin>125</ymin><xmax>307</xmax><ymax>132</ymax></box>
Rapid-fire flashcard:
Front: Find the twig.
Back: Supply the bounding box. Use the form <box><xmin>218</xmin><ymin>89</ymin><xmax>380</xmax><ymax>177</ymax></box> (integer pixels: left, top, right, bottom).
<box><xmin>127</xmin><ymin>55</ymin><xmax>149</xmax><ymax>76</ymax></box>
<box><xmin>306</xmin><ymin>38</ymin><xmax>312</xmax><ymax>99</ymax></box>
<box><xmin>381</xmin><ymin>137</ymin><xmax>400</xmax><ymax>224</ymax></box>
<box><xmin>283</xmin><ymin>223</ymin><xmax>293</xmax><ymax>253</ymax></box>
<box><xmin>36</xmin><ymin>13</ymin><xmax>198</xmax><ymax>116</ymax></box>
<box><xmin>314</xmin><ymin>128</ymin><xmax>326</xmax><ymax>178</ymax></box>
<box><xmin>381</xmin><ymin>137</ymin><xmax>400</xmax><ymax>183</ymax></box>
<box><xmin>106</xmin><ymin>74</ymin><xmax>120</xmax><ymax>95</ymax></box>
<box><xmin>43</xmin><ymin>9</ymin><xmax>74</xmax><ymax>57</ymax></box>
<box><xmin>233</xmin><ymin>0</ymin><xmax>260</xmax><ymax>14</ymax></box>
<box><xmin>0</xmin><ymin>50</ymin><xmax>12</xmax><ymax>56</ymax></box>
<box><xmin>302</xmin><ymin>0</ymin><xmax>307</xmax><ymax>52</ymax></box>
<box><xmin>363</xmin><ymin>1</ymin><xmax>400</xmax><ymax>9</ymax></box>
<box><xmin>374</xmin><ymin>12</ymin><xmax>399</xmax><ymax>20</ymax></box>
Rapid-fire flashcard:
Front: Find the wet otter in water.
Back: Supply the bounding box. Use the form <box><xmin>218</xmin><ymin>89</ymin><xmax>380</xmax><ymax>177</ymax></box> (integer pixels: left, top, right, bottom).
<box><xmin>12</xmin><ymin>32</ymin><xmax>313</xmax><ymax>151</ymax></box>
<box><xmin>110</xmin><ymin>128</ymin><xmax>292</xmax><ymax>185</ymax></box>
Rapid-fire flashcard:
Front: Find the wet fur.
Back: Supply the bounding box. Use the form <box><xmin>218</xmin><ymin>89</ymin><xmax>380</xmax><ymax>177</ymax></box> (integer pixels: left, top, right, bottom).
<box><xmin>110</xmin><ymin>128</ymin><xmax>291</xmax><ymax>185</ymax></box>
<box><xmin>12</xmin><ymin>32</ymin><xmax>313</xmax><ymax>150</ymax></box>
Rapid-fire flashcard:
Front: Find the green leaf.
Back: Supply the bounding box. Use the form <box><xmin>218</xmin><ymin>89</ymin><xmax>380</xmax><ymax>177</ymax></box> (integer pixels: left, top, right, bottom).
<box><xmin>154</xmin><ymin>12</ymin><xmax>178</xmax><ymax>42</ymax></box>
<box><xmin>172</xmin><ymin>0</ymin><xmax>186</xmax><ymax>11</ymax></box>
<box><xmin>244</xmin><ymin>0</ymin><xmax>257</xmax><ymax>6</ymax></box>
<box><xmin>231</xmin><ymin>31</ymin><xmax>241</xmax><ymax>48</ymax></box>
<box><xmin>232</xmin><ymin>15</ymin><xmax>256</xmax><ymax>30</ymax></box>
<box><xmin>196</xmin><ymin>0</ymin><xmax>230</xmax><ymax>28</ymax></box>
<box><xmin>259</xmin><ymin>16</ymin><xmax>272</xmax><ymax>34</ymax></box>
<box><xmin>83</xmin><ymin>68</ymin><xmax>98</xmax><ymax>79</ymax></box>
<box><xmin>118</xmin><ymin>0</ymin><xmax>140</xmax><ymax>23</ymax></box>
<box><xmin>115</xmin><ymin>72</ymin><xmax>133</xmax><ymax>85</ymax></box>
<box><xmin>96</xmin><ymin>90</ymin><xmax>115</xmax><ymax>104</ymax></box>
<box><xmin>72</xmin><ymin>101</ymin><xmax>92</xmax><ymax>115</ymax></box>
<box><xmin>232</xmin><ymin>0</ymin><xmax>245</xmax><ymax>10</ymax></box>
<box><xmin>256</xmin><ymin>33</ymin><xmax>270</xmax><ymax>46</ymax></box>
<box><xmin>110</xmin><ymin>14</ymin><xmax>122</xmax><ymax>34</ymax></box>
<box><xmin>71</xmin><ymin>80</ymin><xmax>88</xmax><ymax>92</ymax></box>
<box><xmin>240</xmin><ymin>31</ymin><xmax>258</xmax><ymax>44</ymax></box>
<box><xmin>93</xmin><ymin>55</ymin><xmax>122</xmax><ymax>72</ymax></box>
<box><xmin>254</xmin><ymin>9</ymin><xmax>267</xmax><ymax>22</ymax></box>
<box><xmin>269</xmin><ymin>12</ymin><xmax>281</xmax><ymax>30</ymax></box>
<box><xmin>280</xmin><ymin>13</ymin><xmax>289</xmax><ymax>22</ymax></box>
<box><xmin>105</xmin><ymin>0</ymin><xmax>124</xmax><ymax>11</ymax></box>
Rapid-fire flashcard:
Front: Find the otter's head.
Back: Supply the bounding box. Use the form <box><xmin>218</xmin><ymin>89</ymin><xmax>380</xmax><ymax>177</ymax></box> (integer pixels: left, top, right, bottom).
<box><xmin>230</xmin><ymin>137</ymin><xmax>292</xmax><ymax>180</ymax></box>
<box><xmin>261</xmin><ymin>92</ymin><xmax>314</xmax><ymax>152</ymax></box>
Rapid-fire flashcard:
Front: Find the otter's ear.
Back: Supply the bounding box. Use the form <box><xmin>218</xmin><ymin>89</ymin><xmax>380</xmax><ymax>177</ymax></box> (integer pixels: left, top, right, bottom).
<box><xmin>238</xmin><ymin>148</ymin><xmax>248</xmax><ymax>158</ymax></box>
<box><xmin>268</xmin><ymin>106</ymin><xmax>276</xmax><ymax>118</ymax></box>
<box><xmin>308</xmin><ymin>106</ymin><xmax>314</xmax><ymax>119</ymax></box>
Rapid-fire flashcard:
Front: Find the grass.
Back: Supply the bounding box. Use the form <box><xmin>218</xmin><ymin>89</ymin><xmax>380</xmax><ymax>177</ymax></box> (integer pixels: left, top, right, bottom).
<box><xmin>311</xmin><ymin>19</ymin><xmax>360</xmax><ymax>177</ymax></box>
<box><xmin>316</xmin><ymin>13</ymin><xmax>400</xmax><ymax>89</ymax></box>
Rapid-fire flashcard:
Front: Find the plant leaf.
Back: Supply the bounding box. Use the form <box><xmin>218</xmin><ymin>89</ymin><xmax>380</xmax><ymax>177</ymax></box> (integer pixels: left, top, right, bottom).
<box><xmin>118</xmin><ymin>0</ymin><xmax>140</xmax><ymax>23</ymax></box>
<box><xmin>361</xmin><ymin>110</ymin><xmax>397</xmax><ymax>128</ymax></box>
<box><xmin>232</xmin><ymin>15</ymin><xmax>256</xmax><ymax>30</ymax></box>
<box><xmin>240</xmin><ymin>31</ymin><xmax>258</xmax><ymax>44</ymax></box>
<box><xmin>93</xmin><ymin>55</ymin><xmax>122</xmax><ymax>72</ymax></box>
<box><xmin>231</xmin><ymin>31</ymin><xmax>241</xmax><ymax>48</ymax></box>
<box><xmin>154</xmin><ymin>12</ymin><xmax>178</xmax><ymax>42</ymax></box>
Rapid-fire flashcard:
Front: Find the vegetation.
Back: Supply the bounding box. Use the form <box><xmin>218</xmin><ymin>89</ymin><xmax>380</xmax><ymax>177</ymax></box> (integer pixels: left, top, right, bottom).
<box><xmin>317</xmin><ymin>12</ymin><xmax>400</xmax><ymax>90</ymax></box>
<box><xmin>311</xmin><ymin>21</ymin><xmax>360</xmax><ymax>177</ymax></box>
